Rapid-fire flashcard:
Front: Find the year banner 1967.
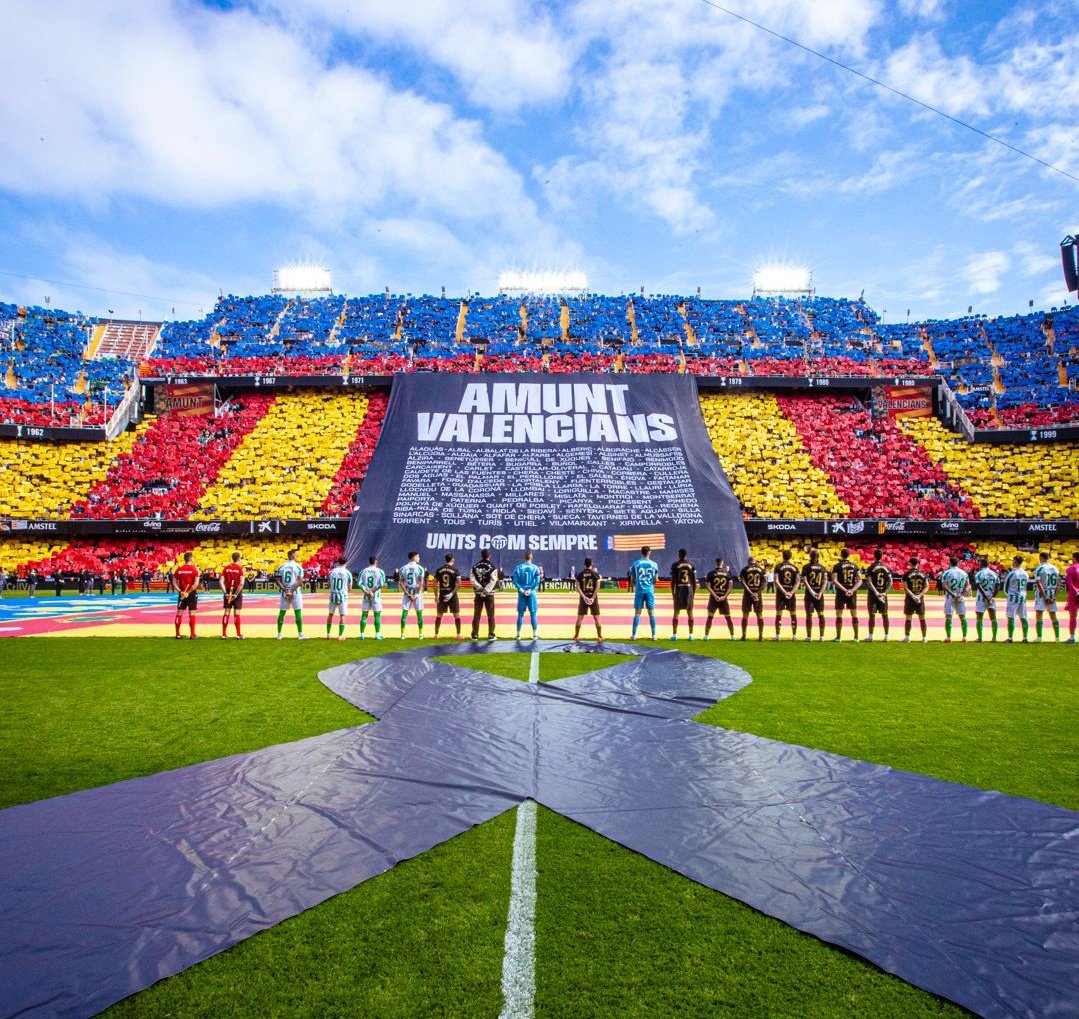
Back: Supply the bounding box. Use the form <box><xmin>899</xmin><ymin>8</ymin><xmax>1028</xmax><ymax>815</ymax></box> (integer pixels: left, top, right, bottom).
<box><xmin>344</xmin><ymin>373</ymin><xmax>749</xmax><ymax>579</ymax></box>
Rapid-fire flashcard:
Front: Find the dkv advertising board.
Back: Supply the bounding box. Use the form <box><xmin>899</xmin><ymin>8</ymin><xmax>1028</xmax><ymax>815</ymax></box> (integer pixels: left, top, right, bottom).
<box><xmin>344</xmin><ymin>373</ymin><xmax>749</xmax><ymax>577</ymax></box>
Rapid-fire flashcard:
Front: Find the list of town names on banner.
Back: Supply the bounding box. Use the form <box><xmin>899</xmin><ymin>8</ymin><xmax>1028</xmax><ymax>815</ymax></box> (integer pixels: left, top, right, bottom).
<box><xmin>393</xmin><ymin>444</ymin><xmax>704</xmax><ymax>529</ymax></box>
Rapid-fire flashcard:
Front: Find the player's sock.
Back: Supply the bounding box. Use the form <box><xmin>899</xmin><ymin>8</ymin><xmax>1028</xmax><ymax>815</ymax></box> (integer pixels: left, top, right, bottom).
<box><xmin>189</xmin><ymin>614</ymin><xmax>196</xmax><ymax>638</ymax></box>
<box><xmin>1052</xmin><ymin>616</ymin><xmax>1060</xmax><ymax>640</ymax></box>
<box><xmin>632</xmin><ymin>616</ymin><xmax>639</xmax><ymax>638</ymax></box>
<box><xmin>945</xmin><ymin>617</ymin><xmax>952</xmax><ymax>640</ymax></box>
<box><xmin>416</xmin><ymin>611</ymin><xmax>423</xmax><ymax>635</ymax></box>
<box><xmin>174</xmin><ymin>614</ymin><xmax>181</xmax><ymax>637</ymax></box>
<box><xmin>835</xmin><ymin>619</ymin><xmax>842</xmax><ymax>641</ymax></box>
<box><xmin>1007</xmin><ymin>618</ymin><xmax>1015</xmax><ymax>640</ymax></box>
<box><xmin>339</xmin><ymin>621</ymin><xmax>345</xmax><ymax>637</ymax></box>
<box><xmin>374</xmin><ymin>611</ymin><xmax>381</xmax><ymax>635</ymax></box>
<box><xmin>959</xmin><ymin>617</ymin><xmax>967</xmax><ymax>639</ymax></box>
<box><xmin>990</xmin><ymin>617</ymin><xmax>997</xmax><ymax>641</ymax></box>
<box><xmin>650</xmin><ymin>618</ymin><xmax>657</xmax><ymax>639</ymax></box>
<box><xmin>222</xmin><ymin>614</ymin><xmax>229</xmax><ymax>638</ymax></box>
<box><xmin>294</xmin><ymin>609</ymin><xmax>303</xmax><ymax>635</ymax></box>
<box><xmin>455</xmin><ymin>618</ymin><xmax>461</xmax><ymax>636</ymax></box>
<box><xmin>976</xmin><ymin>617</ymin><xmax>983</xmax><ymax>641</ymax></box>
<box><xmin>235</xmin><ymin>616</ymin><xmax>242</xmax><ymax>636</ymax></box>
<box><xmin>276</xmin><ymin>610</ymin><xmax>286</xmax><ymax>635</ymax></box>
<box><xmin>400</xmin><ymin>611</ymin><xmax>407</xmax><ymax>636</ymax></box>
<box><xmin>1021</xmin><ymin>619</ymin><xmax>1029</xmax><ymax>640</ymax></box>
<box><xmin>1036</xmin><ymin>619</ymin><xmax>1043</xmax><ymax>640</ymax></box>
<box><xmin>326</xmin><ymin>617</ymin><xmax>332</xmax><ymax>637</ymax></box>
<box><xmin>360</xmin><ymin>613</ymin><xmax>368</xmax><ymax>636</ymax></box>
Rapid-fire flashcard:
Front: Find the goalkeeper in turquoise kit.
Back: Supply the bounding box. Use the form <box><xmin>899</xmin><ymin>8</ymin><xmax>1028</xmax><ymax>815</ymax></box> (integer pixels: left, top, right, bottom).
<box><xmin>629</xmin><ymin>546</ymin><xmax>660</xmax><ymax>640</ymax></box>
<box><xmin>513</xmin><ymin>550</ymin><xmax>542</xmax><ymax>641</ymax></box>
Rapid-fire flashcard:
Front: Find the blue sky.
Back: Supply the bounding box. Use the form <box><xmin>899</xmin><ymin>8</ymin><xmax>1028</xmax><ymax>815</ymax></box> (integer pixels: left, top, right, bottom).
<box><xmin>1</xmin><ymin>0</ymin><xmax>1076</xmax><ymax>323</ymax></box>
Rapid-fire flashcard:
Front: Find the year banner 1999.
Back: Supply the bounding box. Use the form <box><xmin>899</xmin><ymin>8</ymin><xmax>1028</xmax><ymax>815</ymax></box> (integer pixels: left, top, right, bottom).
<box><xmin>344</xmin><ymin>372</ymin><xmax>750</xmax><ymax>579</ymax></box>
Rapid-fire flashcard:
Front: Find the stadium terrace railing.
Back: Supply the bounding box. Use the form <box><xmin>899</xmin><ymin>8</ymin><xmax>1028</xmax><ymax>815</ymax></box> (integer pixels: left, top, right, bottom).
<box><xmin>105</xmin><ymin>379</ymin><xmax>143</xmax><ymax>440</ymax></box>
<box><xmin>2</xmin><ymin>517</ymin><xmax>1076</xmax><ymax>541</ymax></box>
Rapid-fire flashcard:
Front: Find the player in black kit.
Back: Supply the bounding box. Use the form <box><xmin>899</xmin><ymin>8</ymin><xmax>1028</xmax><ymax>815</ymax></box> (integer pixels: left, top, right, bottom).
<box><xmin>669</xmin><ymin>549</ymin><xmax>697</xmax><ymax>641</ymax></box>
<box><xmin>801</xmin><ymin>549</ymin><xmax>828</xmax><ymax>641</ymax></box>
<box><xmin>703</xmin><ymin>558</ymin><xmax>735</xmax><ymax>640</ymax></box>
<box><xmin>832</xmin><ymin>547</ymin><xmax>862</xmax><ymax>642</ymax></box>
<box><xmin>573</xmin><ymin>557</ymin><xmax>603</xmax><ymax>642</ymax></box>
<box><xmin>772</xmin><ymin>549</ymin><xmax>800</xmax><ymax>641</ymax></box>
<box><xmin>469</xmin><ymin>548</ymin><xmax>499</xmax><ymax>640</ymax></box>
<box><xmin>433</xmin><ymin>554</ymin><xmax>462</xmax><ymax>639</ymax></box>
<box><xmin>864</xmin><ymin>548</ymin><xmax>892</xmax><ymax>642</ymax></box>
<box><xmin>739</xmin><ymin>557</ymin><xmax>766</xmax><ymax>641</ymax></box>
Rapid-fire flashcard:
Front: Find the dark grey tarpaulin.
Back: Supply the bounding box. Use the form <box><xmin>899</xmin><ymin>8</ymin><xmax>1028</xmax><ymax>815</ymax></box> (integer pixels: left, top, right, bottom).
<box><xmin>0</xmin><ymin>644</ymin><xmax>1077</xmax><ymax>1019</ymax></box>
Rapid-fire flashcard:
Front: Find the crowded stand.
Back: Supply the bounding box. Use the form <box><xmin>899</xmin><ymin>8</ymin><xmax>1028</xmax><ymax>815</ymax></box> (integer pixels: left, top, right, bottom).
<box><xmin>900</xmin><ymin>416</ymin><xmax>1079</xmax><ymax>519</ymax></box>
<box><xmin>1</xmin><ymin>302</ymin><xmax>130</xmax><ymax>426</ymax></box>
<box><xmin>700</xmin><ymin>392</ymin><xmax>850</xmax><ymax>518</ymax></box>
<box><xmin>192</xmin><ymin>392</ymin><xmax>372</xmax><ymax>520</ymax></box>
<box><xmin>0</xmin><ymin>426</ymin><xmax>145</xmax><ymax>519</ymax></box>
<box><xmin>6</xmin><ymin>290</ymin><xmax>1074</xmax><ymax>428</ymax></box>
<box><xmin>68</xmin><ymin>395</ymin><xmax>274</xmax><ymax>519</ymax></box>
<box><xmin>320</xmin><ymin>391</ymin><xmax>388</xmax><ymax>517</ymax></box>
<box><xmin>776</xmin><ymin>394</ymin><xmax>978</xmax><ymax>519</ymax></box>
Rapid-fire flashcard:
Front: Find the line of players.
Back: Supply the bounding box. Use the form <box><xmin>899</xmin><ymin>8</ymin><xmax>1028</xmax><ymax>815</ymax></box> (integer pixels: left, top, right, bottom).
<box><xmin>166</xmin><ymin>546</ymin><xmax>1079</xmax><ymax>644</ymax></box>
<box><xmin>677</xmin><ymin>548</ymin><xmax>1074</xmax><ymax>644</ymax></box>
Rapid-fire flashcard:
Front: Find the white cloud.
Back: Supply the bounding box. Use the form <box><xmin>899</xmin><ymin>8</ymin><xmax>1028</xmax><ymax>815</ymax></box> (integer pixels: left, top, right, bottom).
<box><xmin>539</xmin><ymin>0</ymin><xmax>884</xmax><ymax>234</ymax></box>
<box><xmin>0</xmin><ymin>0</ymin><xmax>548</xmax><ymax>241</ymax></box>
<box><xmin>962</xmin><ymin>250</ymin><xmax>1010</xmax><ymax>295</ymax></box>
<box><xmin>898</xmin><ymin>0</ymin><xmax>946</xmax><ymax>20</ymax></box>
<box><xmin>264</xmin><ymin>0</ymin><xmax>574</xmax><ymax>112</ymax></box>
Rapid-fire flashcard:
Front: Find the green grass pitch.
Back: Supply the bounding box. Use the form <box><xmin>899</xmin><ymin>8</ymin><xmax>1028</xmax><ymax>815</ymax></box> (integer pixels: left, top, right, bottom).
<box><xmin>0</xmin><ymin>638</ymin><xmax>1074</xmax><ymax>1017</ymax></box>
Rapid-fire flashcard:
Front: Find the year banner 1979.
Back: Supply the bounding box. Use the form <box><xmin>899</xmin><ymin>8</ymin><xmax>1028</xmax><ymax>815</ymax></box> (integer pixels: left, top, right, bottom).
<box><xmin>344</xmin><ymin>372</ymin><xmax>750</xmax><ymax>579</ymax></box>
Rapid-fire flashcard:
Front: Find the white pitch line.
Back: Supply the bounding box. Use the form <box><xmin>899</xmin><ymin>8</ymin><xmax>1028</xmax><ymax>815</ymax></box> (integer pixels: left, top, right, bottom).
<box><xmin>498</xmin><ymin>652</ymin><xmax>539</xmax><ymax>1019</ymax></box>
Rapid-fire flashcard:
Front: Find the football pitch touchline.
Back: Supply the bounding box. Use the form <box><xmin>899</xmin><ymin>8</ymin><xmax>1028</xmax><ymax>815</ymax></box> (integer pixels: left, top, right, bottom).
<box><xmin>498</xmin><ymin>653</ymin><xmax>539</xmax><ymax>1019</ymax></box>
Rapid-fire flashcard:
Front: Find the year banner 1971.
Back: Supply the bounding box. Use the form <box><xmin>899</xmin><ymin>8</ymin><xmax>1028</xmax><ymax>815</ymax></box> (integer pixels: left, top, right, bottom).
<box><xmin>344</xmin><ymin>372</ymin><xmax>749</xmax><ymax>579</ymax></box>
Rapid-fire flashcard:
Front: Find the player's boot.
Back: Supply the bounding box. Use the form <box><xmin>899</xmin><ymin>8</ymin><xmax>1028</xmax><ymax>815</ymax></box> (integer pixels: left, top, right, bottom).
<box><xmin>298</xmin><ymin>633</ymin><xmax>308</xmax><ymax>640</ymax></box>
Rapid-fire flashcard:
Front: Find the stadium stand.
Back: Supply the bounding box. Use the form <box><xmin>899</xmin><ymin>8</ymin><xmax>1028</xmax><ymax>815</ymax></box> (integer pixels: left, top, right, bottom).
<box><xmin>901</xmin><ymin>416</ymin><xmax>1079</xmax><ymax>519</ymax></box>
<box><xmin>192</xmin><ymin>392</ymin><xmax>370</xmax><ymax>519</ymax></box>
<box><xmin>0</xmin><ymin>427</ymin><xmax>145</xmax><ymax>518</ymax></box>
<box><xmin>321</xmin><ymin>391</ymin><xmax>388</xmax><ymax>517</ymax></box>
<box><xmin>776</xmin><ymin>394</ymin><xmax>978</xmax><ymax>519</ymax></box>
<box><xmin>700</xmin><ymin>393</ymin><xmax>850</xmax><ymax>517</ymax></box>
<box><xmin>2</xmin><ymin>293</ymin><xmax>1075</xmax><ymax>425</ymax></box>
<box><xmin>69</xmin><ymin>395</ymin><xmax>274</xmax><ymax>519</ymax></box>
<box><xmin>9</xmin><ymin>539</ymin><xmax>196</xmax><ymax>580</ymax></box>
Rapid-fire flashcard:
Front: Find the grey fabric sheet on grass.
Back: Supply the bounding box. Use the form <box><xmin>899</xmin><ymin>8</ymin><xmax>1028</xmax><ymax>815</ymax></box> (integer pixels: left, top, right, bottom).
<box><xmin>0</xmin><ymin>641</ymin><xmax>1076</xmax><ymax>1019</ymax></box>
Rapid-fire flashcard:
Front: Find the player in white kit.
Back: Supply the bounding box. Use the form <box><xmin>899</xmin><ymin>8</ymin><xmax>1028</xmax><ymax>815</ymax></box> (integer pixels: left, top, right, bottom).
<box><xmin>398</xmin><ymin>552</ymin><xmax>426</xmax><ymax>639</ymax></box>
<box><xmin>1032</xmin><ymin>552</ymin><xmax>1061</xmax><ymax>642</ymax></box>
<box><xmin>1003</xmin><ymin>555</ymin><xmax>1030</xmax><ymax>643</ymax></box>
<box><xmin>325</xmin><ymin>557</ymin><xmax>353</xmax><ymax>641</ymax></box>
<box><xmin>356</xmin><ymin>556</ymin><xmax>387</xmax><ymax>640</ymax></box>
<box><xmin>275</xmin><ymin>550</ymin><xmax>307</xmax><ymax>640</ymax></box>
<box><xmin>972</xmin><ymin>557</ymin><xmax>1000</xmax><ymax>643</ymax></box>
<box><xmin>939</xmin><ymin>557</ymin><xmax>970</xmax><ymax>643</ymax></box>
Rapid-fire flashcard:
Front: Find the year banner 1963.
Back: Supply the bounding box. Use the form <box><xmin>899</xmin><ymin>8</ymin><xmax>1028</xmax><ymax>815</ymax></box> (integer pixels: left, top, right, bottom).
<box><xmin>344</xmin><ymin>373</ymin><xmax>749</xmax><ymax>578</ymax></box>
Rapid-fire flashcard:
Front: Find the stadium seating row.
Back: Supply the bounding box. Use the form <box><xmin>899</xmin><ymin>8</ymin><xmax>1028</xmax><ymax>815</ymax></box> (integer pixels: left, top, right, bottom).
<box><xmin>6</xmin><ymin>293</ymin><xmax>1076</xmax><ymax>426</ymax></box>
<box><xmin>3</xmin><ymin>390</ymin><xmax>1076</xmax><ymax>525</ymax></box>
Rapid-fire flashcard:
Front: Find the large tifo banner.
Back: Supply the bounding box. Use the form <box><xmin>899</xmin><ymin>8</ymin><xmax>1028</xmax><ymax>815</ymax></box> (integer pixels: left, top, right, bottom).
<box><xmin>344</xmin><ymin>373</ymin><xmax>749</xmax><ymax>578</ymax></box>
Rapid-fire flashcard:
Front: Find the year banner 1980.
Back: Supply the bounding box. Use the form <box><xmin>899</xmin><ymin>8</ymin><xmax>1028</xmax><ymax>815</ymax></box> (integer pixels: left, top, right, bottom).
<box><xmin>344</xmin><ymin>373</ymin><xmax>750</xmax><ymax>579</ymax></box>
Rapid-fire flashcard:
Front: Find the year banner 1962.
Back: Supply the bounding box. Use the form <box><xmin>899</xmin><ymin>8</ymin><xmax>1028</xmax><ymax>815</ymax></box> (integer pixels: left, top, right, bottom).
<box><xmin>344</xmin><ymin>373</ymin><xmax>749</xmax><ymax>578</ymax></box>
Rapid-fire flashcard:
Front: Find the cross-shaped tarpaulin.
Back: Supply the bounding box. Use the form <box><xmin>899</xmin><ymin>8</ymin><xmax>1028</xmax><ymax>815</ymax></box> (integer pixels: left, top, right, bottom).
<box><xmin>0</xmin><ymin>642</ymin><xmax>1076</xmax><ymax>1019</ymax></box>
